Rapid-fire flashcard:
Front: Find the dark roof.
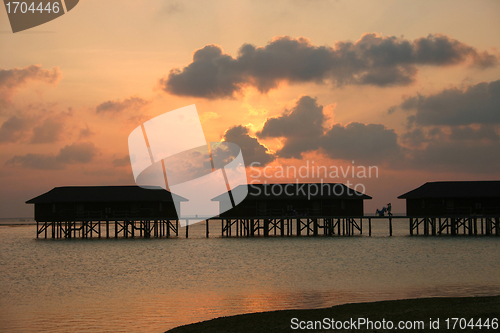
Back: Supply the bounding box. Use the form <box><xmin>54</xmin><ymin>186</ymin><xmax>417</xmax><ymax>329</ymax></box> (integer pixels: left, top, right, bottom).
<box><xmin>212</xmin><ymin>183</ymin><xmax>372</xmax><ymax>201</ymax></box>
<box><xmin>26</xmin><ymin>186</ymin><xmax>187</xmax><ymax>204</ymax></box>
<box><xmin>398</xmin><ymin>181</ymin><xmax>500</xmax><ymax>199</ymax></box>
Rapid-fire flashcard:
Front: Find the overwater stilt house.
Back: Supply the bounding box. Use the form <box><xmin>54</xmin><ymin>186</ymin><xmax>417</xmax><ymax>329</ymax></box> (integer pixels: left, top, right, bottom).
<box><xmin>26</xmin><ymin>185</ymin><xmax>183</xmax><ymax>220</ymax></box>
<box><xmin>398</xmin><ymin>181</ymin><xmax>500</xmax><ymax>216</ymax></box>
<box><xmin>26</xmin><ymin>186</ymin><xmax>186</xmax><ymax>239</ymax></box>
<box><xmin>213</xmin><ymin>183</ymin><xmax>372</xmax><ymax>218</ymax></box>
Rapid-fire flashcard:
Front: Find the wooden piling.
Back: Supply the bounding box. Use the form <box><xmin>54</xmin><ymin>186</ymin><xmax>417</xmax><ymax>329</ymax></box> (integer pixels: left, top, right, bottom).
<box><xmin>389</xmin><ymin>217</ymin><xmax>392</xmax><ymax>236</ymax></box>
<box><xmin>368</xmin><ymin>218</ymin><xmax>372</xmax><ymax>236</ymax></box>
<box><xmin>206</xmin><ymin>219</ymin><xmax>209</xmax><ymax>238</ymax></box>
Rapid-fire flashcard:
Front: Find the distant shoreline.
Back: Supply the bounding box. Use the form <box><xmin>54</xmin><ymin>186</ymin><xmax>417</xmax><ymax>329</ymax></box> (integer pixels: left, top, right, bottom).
<box><xmin>166</xmin><ymin>295</ymin><xmax>500</xmax><ymax>333</ymax></box>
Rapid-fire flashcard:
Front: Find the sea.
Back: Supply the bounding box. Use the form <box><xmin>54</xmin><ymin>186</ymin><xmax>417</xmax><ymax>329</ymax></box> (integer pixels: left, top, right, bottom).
<box><xmin>0</xmin><ymin>217</ymin><xmax>499</xmax><ymax>332</ymax></box>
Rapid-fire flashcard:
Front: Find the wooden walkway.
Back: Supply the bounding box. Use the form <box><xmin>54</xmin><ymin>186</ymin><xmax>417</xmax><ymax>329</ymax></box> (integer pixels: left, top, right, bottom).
<box><xmin>35</xmin><ymin>215</ymin><xmax>500</xmax><ymax>239</ymax></box>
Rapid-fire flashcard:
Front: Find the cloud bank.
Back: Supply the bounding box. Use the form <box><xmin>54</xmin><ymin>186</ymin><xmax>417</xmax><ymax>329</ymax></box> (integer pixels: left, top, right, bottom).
<box><xmin>160</xmin><ymin>34</ymin><xmax>497</xmax><ymax>99</ymax></box>
<box><xmin>399</xmin><ymin>79</ymin><xmax>500</xmax><ymax>126</ymax></box>
<box><xmin>6</xmin><ymin>142</ymin><xmax>98</xmax><ymax>170</ymax></box>
<box><xmin>95</xmin><ymin>96</ymin><xmax>150</xmax><ymax>114</ymax></box>
<box><xmin>0</xmin><ymin>65</ymin><xmax>61</xmax><ymax>100</ymax></box>
<box><xmin>256</xmin><ymin>96</ymin><xmax>400</xmax><ymax>163</ymax></box>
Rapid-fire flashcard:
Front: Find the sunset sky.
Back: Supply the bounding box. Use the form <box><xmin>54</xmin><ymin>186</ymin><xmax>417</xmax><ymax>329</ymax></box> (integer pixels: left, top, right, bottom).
<box><xmin>1</xmin><ymin>0</ymin><xmax>500</xmax><ymax>217</ymax></box>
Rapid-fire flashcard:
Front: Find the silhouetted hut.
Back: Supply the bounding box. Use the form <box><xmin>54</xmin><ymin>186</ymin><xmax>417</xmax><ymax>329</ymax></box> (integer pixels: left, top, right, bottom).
<box><xmin>26</xmin><ymin>186</ymin><xmax>184</xmax><ymax>221</ymax></box>
<box><xmin>213</xmin><ymin>183</ymin><xmax>371</xmax><ymax>218</ymax></box>
<box><xmin>398</xmin><ymin>181</ymin><xmax>500</xmax><ymax>216</ymax></box>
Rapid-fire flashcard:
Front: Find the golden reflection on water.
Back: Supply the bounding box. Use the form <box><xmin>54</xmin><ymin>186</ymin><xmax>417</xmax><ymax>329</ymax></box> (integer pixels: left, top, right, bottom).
<box><xmin>0</xmin><ymin>224</ymin><xmax>499</xmax><ymax>332</ymax></box>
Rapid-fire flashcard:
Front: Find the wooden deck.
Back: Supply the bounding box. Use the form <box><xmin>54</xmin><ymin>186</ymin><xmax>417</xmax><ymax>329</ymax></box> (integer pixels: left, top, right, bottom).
<box><xmin>35</xmin><ymin>215</ymin><xmax>500</xmax><ymax>239</ymax></box>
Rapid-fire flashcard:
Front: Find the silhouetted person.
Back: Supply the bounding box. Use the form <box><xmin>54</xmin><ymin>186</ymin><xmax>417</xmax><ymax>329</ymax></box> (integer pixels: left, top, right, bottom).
<box><xmin>376</xmin><ymin>206</ymin><xmax>386</xmax><ymax>216</ymax></box>
<box><xmin>387</xmin><ymin>203</ymin><xmax>392</xmax><ymax>216</ymax></box>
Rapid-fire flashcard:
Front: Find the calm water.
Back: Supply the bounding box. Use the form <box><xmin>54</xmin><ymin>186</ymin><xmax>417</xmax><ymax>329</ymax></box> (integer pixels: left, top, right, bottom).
<box><xmin>0</xmin><ymin>220</ymin><xmax>499</xmax><ymax>332</ymax></box>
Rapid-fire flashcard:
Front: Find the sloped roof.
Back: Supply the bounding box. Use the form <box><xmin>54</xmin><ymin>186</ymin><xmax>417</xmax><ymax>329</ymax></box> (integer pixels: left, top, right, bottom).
<box><xmin>212</xmin><ymin>183</ymin><xmax>372</xmax><ymax>201</ymax></box>
<box><xmin>398</xmin><ymin>181</ymin><xmax>500</xmax><ymax>199</ymax></box>
<box><xmin>26</xmin><ymin>186</ymin><xmax>187</xmax><ymax>204</ymax></box>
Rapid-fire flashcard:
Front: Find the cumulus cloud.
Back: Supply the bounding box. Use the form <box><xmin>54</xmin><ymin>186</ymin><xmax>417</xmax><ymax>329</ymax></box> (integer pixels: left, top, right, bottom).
<box><xmin>215</xmin><ymin>94</ymin><xmax>498</xmax><ymax>173</ymax></box>
<box><xmin>29</xmin><ymin>113</ymin><xmax>70</xmax><ymax>144</ymax></box>
<box><xmin>160</xmin><ymin>34</ymin><xmax>497</xmax><ymax>98</ymax></box>
<box><xmin>399</xmin><ymin>123</ymin><xmax>500</xmax><ymax>173</ymax></box>
<box><xmin>217</xmin><ymin>125</ymin><xmax>275</xmax><ymax>166</ymax></box>
<box><xmin>255</xmin><ymin>96</ymin><xmax>400</xmax><ymax>162</ymax></box>
<box><xmin>0</xmin><ymin>65</ymin><xmax>61</xmax><ymax>100</ymax></box>
<box><xmin>401</xmin><ymin>127</ymin><xmax>443</xmax><ymax>148</ymax></box>
<box><xmin>399</xmin><ymin>80</ymin><xmax>500</xmax><ymax>126</ymax></box>
<box><xmin>321</xmin><ymin>122</ymin><xmax>401</xmax><ymax>163</ymax></box>
<box><xmin>257</xmin><ymin>96</ymin><xmax>325</xmax><ymax>159</ymax></box>
<box><xmin>95</xmin><ymin>96</ymin><xmax>149</xmax><ymax>114</ymax></box>
<box><xmin>449</xmin><ymin>124</ymin><xmax>499</xmax><ymax>142</ymax></box>
<box><xmin>0</xmin><ymin>111</ymin><xmax>72</xmax><ymax>144</ymax></box>
<box><xmin>411</xmin><ymin>138</ymin><xmax>500</xmax><ymax>173</ymax></box>
<box><xmin>5</xmin><ymin>142</ymin><xmax>98</xmax><ymax>170</ymax></box>
<box><xmin>0</xmin><ymin>115</ymin><xmax>31</xmax><ymax>143</ymax></box>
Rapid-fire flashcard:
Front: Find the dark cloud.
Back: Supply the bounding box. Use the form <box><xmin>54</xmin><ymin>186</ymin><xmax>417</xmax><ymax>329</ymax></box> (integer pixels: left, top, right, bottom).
<box><xmin>449</xmin><ymin>125</ymin><xmax>499</xmax><ymax>142</ymax></box>
<box><xmin>161</xmin><ymin>34</ymin><xmax>497</xmax><ymax>98</ymax></box>
<box><xmin>321</xmin><ymin>122</ymin><xmax>401</xmax><ymax>163</ymax></box>
<box><xmin>161</xmin><ymin>45</ymin><xmax>243</xmax><ymax>99</ymax></box>
<box><xmin>257</xmin><ymin>96</ymin><xmax>325</xmax><ymax>159</ymax></box>
<box><xmin>218</xmin><ymin>125</ymin><xmax>275</xmax><ymax>166</ymax></box>
<box><xmin>413</xmin><ymin>34</ymin><xmax>494</xmax><ymax>66</ymax></box>
<box><xmin>399</xmin><ymin>80</ymin><xmax>500</xmax><ymax>126</ymax></box>
<box><xmin>411</xmin><ymin>139</ymin><xmax>500</xmax><ymax>173</ymax></box>
<box><xmin>0</xmin><ymin>65</ymin><xmax>61</xmax><ymax>100</ymax></box>
<box><xmin>255</xmin><ymin>96</ymin><xmax>400</xmax><ymax>162</ymax></box>
<box><xmin>96</xmin><ymin>96</ymin><xmax>149</xmax><ymax>113</ymax></box>
<box><xmin>401</xmin><ymin>127</ymin><xmax>443</xmax><ymax>148</ymax></box>
<box><xmin>0</xmin><ymin>115</ymin><xmax>31</xmax><ymax>143</ymax></box>
<box><xmin>399</xmin><ymin>124</ymin><xmax>500</xmax><ymax>173</ymax></box>
<box><xmin>6</xmin><ymin>142</ymin><xmax>98</xmax><ymax>170</ymax></box>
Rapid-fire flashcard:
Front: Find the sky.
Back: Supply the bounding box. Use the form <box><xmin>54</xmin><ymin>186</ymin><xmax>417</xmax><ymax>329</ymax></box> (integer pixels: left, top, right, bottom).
<box><xmin>1</xmin><ymin>0</ymin><xmax>499</xmax><ymax>217</ymax></box>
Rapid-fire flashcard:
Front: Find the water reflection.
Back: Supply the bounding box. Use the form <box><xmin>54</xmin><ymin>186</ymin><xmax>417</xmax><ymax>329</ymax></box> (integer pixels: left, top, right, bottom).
<box><xmin>0</xmin><ymin>225</ymin><xmax>499</xmax><ymax>333</ymax></box>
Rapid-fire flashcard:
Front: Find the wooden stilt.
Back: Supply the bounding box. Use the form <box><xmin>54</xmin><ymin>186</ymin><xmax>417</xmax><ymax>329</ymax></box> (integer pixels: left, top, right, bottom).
<box><xmin>389</xmin><ymin>217</ymin><xmax>392</xmax><ymax>236</ymax></box>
